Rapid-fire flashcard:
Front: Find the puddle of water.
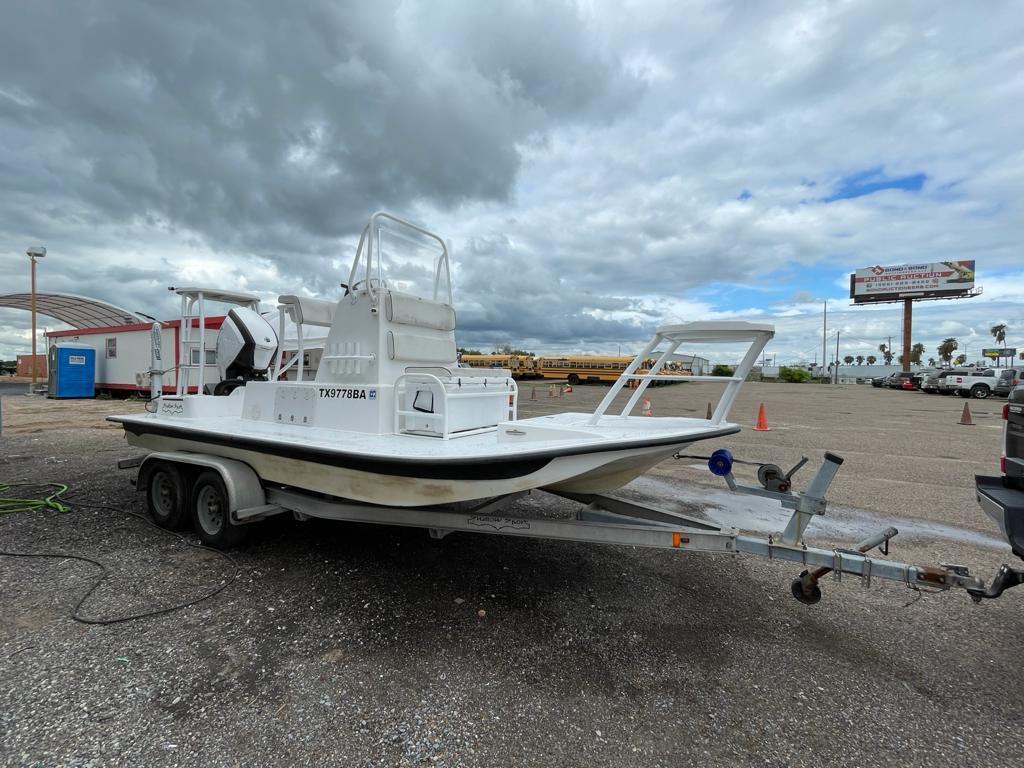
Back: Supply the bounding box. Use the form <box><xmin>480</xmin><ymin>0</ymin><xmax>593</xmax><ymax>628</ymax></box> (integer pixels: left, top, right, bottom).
<box><xmin>627</xmin><ymin>476</ymin><xmax>1011</xmax><ymax>552</ymax></box>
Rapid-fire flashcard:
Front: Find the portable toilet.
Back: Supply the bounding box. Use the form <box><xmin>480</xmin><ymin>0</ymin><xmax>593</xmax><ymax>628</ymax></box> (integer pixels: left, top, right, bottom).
<box><xmin>47</xmin><ymin>343</ymin><xmax>96</xmax><ymax>399</ymax></box>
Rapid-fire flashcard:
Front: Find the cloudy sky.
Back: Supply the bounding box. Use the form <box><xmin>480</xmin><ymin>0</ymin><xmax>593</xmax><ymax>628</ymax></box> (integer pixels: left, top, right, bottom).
<box><xmin>1</xmin><ymin>0</ymin><xmax>1022</xmax><ymax>365</ymax></box>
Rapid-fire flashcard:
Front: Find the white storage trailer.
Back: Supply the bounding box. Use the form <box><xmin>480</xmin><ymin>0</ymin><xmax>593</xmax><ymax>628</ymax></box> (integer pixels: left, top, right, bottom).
<box><xmin>45</xmin><ymin>316</ymin><xmax>325</xmax><ymax>394</ymax></box>
<box><xmin>46</xmin><ymin>319</ymin><xmax>223</xmax><ymax>395</ymax></box>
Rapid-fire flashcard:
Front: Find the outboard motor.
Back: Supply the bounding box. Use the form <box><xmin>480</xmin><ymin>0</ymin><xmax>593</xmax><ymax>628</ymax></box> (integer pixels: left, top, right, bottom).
<box><xmin>214</xmin><ymin>307</ymin><xmax>279</xmax><ymax>395</ymax></box>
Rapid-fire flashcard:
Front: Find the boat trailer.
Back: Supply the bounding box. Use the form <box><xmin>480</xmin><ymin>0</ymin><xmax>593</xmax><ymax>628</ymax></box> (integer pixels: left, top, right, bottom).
<box><xmin>124</xmin><ymin>448</ymin><xmax>1024</xmax><ymax>604</ymax></box>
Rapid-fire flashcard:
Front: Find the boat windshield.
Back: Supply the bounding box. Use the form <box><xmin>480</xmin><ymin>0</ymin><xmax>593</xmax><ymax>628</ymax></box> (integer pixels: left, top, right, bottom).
<box><xmin>349</xmin><ymin>213</ymin><xmax>452</xmax><ymax>305</ymax></box>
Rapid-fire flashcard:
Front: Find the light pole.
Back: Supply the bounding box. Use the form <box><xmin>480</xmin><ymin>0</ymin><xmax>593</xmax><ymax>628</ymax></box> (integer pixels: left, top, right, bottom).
<box><xmin>26</xmin><ymin>246</ymin><xmax>46</xmax><ymax>390</ymax></box>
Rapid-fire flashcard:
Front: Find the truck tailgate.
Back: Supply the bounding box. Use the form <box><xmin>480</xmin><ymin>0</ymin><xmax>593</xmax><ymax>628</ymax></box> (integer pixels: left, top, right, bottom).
<box><xmin>976</xmin><ymin>475</ymin><xmax>1024</xmax><ymax>560</ymax></box>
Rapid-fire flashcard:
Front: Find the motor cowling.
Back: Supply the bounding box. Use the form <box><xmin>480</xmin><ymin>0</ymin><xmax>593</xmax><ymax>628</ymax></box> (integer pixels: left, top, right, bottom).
<box><xmin>215</xmin><ymin>307</ymin><xmax>279</xmax><ymax>391</ymax></box>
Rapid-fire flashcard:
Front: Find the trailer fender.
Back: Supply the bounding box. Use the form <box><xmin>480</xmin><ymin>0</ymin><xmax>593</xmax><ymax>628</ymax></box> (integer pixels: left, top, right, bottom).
<box><xmin>138</xmin><ymin>451</ymin><xmax>269</xmax><ymax>522</ymax></box>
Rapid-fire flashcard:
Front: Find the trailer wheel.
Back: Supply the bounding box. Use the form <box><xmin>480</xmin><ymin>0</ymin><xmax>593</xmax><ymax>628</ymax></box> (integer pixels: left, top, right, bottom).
<box><xmin>146</xmin><ymin>463</ymin><xmax>189</xmax><ymax>530</ymax></box>
<box><xmin>191</xmin><ymin>470</ymin><xmax>244</xmax><ymax>548</ymax></box>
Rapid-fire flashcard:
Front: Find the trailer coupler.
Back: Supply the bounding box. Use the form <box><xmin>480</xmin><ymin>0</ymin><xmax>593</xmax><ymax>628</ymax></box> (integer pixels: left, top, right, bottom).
<box><xmin>964</xmin><ymin>564</ymin><xmax>1024</xmax><ymax>602</ymax></box>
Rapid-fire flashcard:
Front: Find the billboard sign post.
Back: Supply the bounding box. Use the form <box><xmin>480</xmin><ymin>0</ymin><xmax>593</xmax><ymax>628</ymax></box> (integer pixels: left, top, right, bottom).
<box><xmin>849</xmin><ymin>261</ymin><xmax>980</xmax><ymax>371</ymax></box>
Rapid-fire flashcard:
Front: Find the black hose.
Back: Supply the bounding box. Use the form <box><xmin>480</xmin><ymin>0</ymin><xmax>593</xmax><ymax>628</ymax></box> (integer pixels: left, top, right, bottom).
<box><xmin>0</xmin><ymin>490</ymin><xmax>238</xmax><ymax>625</ymax></box>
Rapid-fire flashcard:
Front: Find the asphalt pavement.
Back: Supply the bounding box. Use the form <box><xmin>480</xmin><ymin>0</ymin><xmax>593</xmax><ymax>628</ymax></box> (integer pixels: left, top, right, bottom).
<box><xmin>1</xmin><ymin>383</ymin><xmax>1022</xmax><ymax>767</ymax></box>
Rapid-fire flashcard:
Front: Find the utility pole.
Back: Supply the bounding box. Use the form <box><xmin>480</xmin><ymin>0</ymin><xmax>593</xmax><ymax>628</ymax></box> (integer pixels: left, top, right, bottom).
<box><xmin>822</xmin><ymin>300</ymin><xmax>827</xmax><ymax>381</ymax></box>
<box><xmin>901</xmin><ymin>298</ymin><xmax>912</xmax><ymax>370</ymax></box>
<box><xmin>26</xmin><ymin>246</ymin><xmax>46</xmax><ymax>392</ymax></box>
<box><xmin>834</xmin><ymin>330</ymin><xmax>840</xmax><ymax>384</ymax></box>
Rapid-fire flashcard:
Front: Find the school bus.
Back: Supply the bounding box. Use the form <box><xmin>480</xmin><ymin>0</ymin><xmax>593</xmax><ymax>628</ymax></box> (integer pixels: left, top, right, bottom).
<box><xmin>534</xmin><ymin>356</ymin><xmax>688</xmax><ymax>385</ymax></box>
<box><xmin>459</xmin><ymin>354</ymin><xmax>538</xmax><ymax>379</ymax></box>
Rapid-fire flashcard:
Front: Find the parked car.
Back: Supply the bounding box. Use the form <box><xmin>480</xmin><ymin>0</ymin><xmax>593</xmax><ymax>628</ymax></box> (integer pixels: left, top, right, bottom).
<box><xmin>923</xmin><ymin>369</ymin><xmax>959</xmax><ymax>393</ymax></box>
<box><xmin>888</xmin><ymin>372</ymin><xmax>914</xmax><ymax>389</ymax></box>
<box><xmin>995</xmin><ymin>368</ymin><xmax>1021</xmax><ymax>398</ymax></box>
<box><xmin>908</xmin><ymin>370</ymin><xmax>934</xmax><ymax>390</ymax></box>
<box><xmin>974</xmin><ymin>381</ymin><xmax>1024</xmax><ymax>561</ymax></box>
<box><xmin>938</xmin><ymin>369</ymin><xmax>973</xmax><ymax>395</ymax></box>
<box><xmin>947</xmin><ymin>368</ymin><xmax>1003</xmax><ymax>399</ymax></box>
<box><xmin>870</xmin><ymin>375</ymin><xmax>887</xmax><ymax>388</ymax></box>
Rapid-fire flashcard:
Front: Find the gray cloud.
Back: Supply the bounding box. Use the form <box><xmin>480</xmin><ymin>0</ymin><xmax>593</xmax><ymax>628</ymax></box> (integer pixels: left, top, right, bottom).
<box><xmin>0</xmin><ymin>1</ymin><xmax>642</xmax><ymax>257</ymax></box>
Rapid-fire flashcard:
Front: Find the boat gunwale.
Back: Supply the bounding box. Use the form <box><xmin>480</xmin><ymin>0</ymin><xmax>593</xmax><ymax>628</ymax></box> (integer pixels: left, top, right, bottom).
<box><xmin>109</xmin><ymin>415</ymin><xmax>739</xmax><ymax>480</ymax></box>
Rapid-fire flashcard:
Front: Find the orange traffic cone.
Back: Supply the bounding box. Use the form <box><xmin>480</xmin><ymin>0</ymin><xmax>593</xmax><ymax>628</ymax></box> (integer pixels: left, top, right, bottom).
<box><xmin>564</xmin><ymin>384</ymin><xmax>573</xmax><ymax>394</ymax></box>
<box><xmin>641</xmin><ymin>395</ymin><xmax>653</xmax><ymax>416</ymax></box>
<box><xmin>753</xmin><ymin>402</ymin><xmax>770</xmax><ymax>431</ymax></box>
<box><xmin>959</xmin><ymin>402</ymin><xmax>974</xmax><ymax>426</ymax></box>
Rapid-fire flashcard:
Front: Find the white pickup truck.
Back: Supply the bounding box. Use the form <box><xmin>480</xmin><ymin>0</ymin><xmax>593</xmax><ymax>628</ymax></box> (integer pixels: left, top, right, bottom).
<box><xmin>939</xmin><ymin>368</ymin><xmax>1003</xmax><ymax>399</ymax></box>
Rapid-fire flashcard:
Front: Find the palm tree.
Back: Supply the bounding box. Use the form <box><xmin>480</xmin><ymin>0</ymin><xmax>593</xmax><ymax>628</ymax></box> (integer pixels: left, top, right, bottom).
<box><xmin>928</xmin><ymin>357</ymin><xmax>937</xmax><ymax>367</ymax></box>
<box><xmin>991</xmin><ymin>323</ymin><xmax>1007</xmax><ymax>348</ymax></box>
<box><xmin>843</xmin><ymin>355</ymin><xmax>854</xmax><ymax>365</ymax></box>
<box><xmin>937</xmin><ymin>337</ymin><xmax>958</xmax><ymax>366</ymax></box>
<box><xmin>954</xmin><ymin>353</ymin><xmax>967</xmax><ymax>366</ymax></box>
<box><xmin>878</xmin><ymin>343</ymin><xmax>894</xmax><ymax>366</ymax></box>
<box><xmin>866</xmin><ymin>355</ymin><xmax>877</xmax><ymax>365</ymax></box>
<box><xmin>855</xmin><ymin>355</ymin><xmax>864</xmax><ymax>365</ymax></box>
<box><xmin>910</xmin><ymin>342</ymin><xmax>925</xmax><ymax>365</ymax></box>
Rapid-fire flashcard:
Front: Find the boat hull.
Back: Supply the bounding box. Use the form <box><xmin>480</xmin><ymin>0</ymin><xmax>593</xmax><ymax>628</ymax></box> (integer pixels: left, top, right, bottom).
<box><xmin>120</xmin><ymin>425</ymin><xmax>716</xmax><ymax>507</ymax></box>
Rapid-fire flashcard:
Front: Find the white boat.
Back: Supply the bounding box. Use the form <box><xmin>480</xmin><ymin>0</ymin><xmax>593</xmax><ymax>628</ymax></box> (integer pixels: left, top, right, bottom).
<box><xmin>110</xmin><ymin>213</ymin><xmax>774</xmax><ymax>508</ymax></box>
<box><xmin>105</xmin><ymin>212</ymin><xmax>1024</xmax><ymax>605</ymax></box>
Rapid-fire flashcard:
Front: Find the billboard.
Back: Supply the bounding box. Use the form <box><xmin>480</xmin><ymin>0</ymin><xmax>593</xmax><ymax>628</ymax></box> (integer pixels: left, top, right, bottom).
<box><xmin>983</xmin><ymin>347</ymin><xmax>1016</xmax><ymax>360</ymax></box>
<box><xmin>849</xmin><ymin>261</ymin><xmax>975</xmax><ymax>304</ymax></box>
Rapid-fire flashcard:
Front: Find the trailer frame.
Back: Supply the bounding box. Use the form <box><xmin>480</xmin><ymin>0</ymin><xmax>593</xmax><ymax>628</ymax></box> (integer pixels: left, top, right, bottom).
<box><xmin>127</xmin><ymin>449</ymin><xmax>1024</xmax><ymax>605</ymax></box>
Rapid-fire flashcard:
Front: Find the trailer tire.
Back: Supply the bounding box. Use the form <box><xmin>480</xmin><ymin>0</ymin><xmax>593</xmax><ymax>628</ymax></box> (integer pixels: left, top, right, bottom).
<box><xmin>146</xmin><ymin>462</ymin><xmax>190</xmax><ymax>530</ymax></box>
<box><xmin>191</xmin><ymin>470</ymin><xmax>244</xmax><ymax>548</ymax></box>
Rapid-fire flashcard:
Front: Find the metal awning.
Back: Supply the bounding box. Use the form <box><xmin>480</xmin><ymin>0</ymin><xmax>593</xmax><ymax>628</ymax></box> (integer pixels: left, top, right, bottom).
<box><xmin>0</xmin><ymin>292</ymin><xmax>149</xmax><ymax>329</ymax></box>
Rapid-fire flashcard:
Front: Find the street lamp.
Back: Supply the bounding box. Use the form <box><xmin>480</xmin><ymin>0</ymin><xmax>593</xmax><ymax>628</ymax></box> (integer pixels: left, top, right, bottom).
<box><xmin>26</xmin><ymin>246</ymin><xmax>46</xmax><ymax>390</ymax></box>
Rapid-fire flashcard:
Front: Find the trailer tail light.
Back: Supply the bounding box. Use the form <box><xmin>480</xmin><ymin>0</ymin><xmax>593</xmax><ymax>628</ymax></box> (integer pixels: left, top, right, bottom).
<box><xmin>1005</xmin><ymin>403</ymin><xmax>1011</xmax><ymax>420</ymax></box>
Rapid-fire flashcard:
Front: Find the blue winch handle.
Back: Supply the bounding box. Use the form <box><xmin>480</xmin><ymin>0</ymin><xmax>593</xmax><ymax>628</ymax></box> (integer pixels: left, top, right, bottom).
<box><xmin>708</xmin><ymin>448</ymin><xmax>734</xmax><ymax>477</ymax></box>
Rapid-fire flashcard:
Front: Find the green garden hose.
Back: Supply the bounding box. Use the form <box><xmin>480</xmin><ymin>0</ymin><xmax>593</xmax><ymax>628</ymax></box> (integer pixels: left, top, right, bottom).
<box><xmin>0</xmin><ymin>482</ymin><xmax>71</xmax><ymax>514</ymax></box>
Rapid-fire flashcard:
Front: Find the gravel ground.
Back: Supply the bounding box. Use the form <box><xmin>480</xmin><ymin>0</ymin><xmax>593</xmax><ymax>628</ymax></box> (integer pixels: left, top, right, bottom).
<box><xmin>1</xmin><ymin>383</ymin><xmax>1022</xmax><ymax>767</ymax></box>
